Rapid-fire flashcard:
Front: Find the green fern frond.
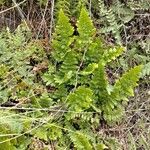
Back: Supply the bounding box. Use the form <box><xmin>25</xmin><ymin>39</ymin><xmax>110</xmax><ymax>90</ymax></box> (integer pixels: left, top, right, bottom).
<box><xmin>77</xmin><ymin>7</ymin><xmax>96</xmax><ymax>36</ymax></box>
<box><xmin>51</xmin><ymin>8</ymin><xmax>80</xmax><ymax>85</ymax></box>
<box><xmin>52</xmin><ymin>9</ymin><xmax>74</xmax><ymax>62</ymax></box>
<box><xmin>86</xmin><ymin>38</ymin><xmax>104</xmax><ymax>63</ymax></box>
<box><xmin>66</xmin><ymin>86</ymin><xmax>93</xmax><ymax>120</ymax></box>
<box><xmin>127</xmin><ymin>0</ymin><xmax>150</xmax><ymax>10</ymax></box>
<box><xmin>70</xmin><ymin>0</ymin><xmax>87</xmax><ymax>17</ymax></box>
<box><xmin>98</xmin><ymin>0</ymin><xmax>122</xmax><ymax>43</ymax></box>
<box><xmin>80</xmin><ymin>63</ymin><xmax>98</xmax><ymax>75</ymax></box>
<box><xmin>102</xmin><ymin>65</ymin><xmax>142</xmax><ymax>122</ymax></box>
<box><xmin>59</xmin><ymin>51</ymin><xmax>78</xmax><ymax>79</ymax></box>
<box><xmin>55</xmin><ymin>0</ymin><xmax>88</xmax><ymax>17</ymax></box>
<box><xmin>98</xmin><ymin>0</ymin><xmax>106</xmax><ymax>16</ymax></box>
<box><xmin>52</xmin><ymin>51</ymin><xmax>78</xmax><ymax>85</ymax></box>
<box><xmin>77</xmin><ymin>7</ymin><xmax>96</xmax><ymax>46</ymax></box>
<box><xmin>102</xmin><ymin>46</ymin><xmax>125</xmax><ymax>64</ymax></box>
<box><xmin>67</xmin><ymin>86</ymin><xmax>93</xmax><ymax>112</ymax></box>
<box><xmin>112</xmin><ymin>65</ymin><xmax>143</xmax><ymax>101</ymax></box>
<box><xmin>43</xmin><ymin>8</ymin><xmax>142</xmax><ymax>124</ymax></box>
<box><xmin>103</xmin><ymin>105</ymin><xmax>125</xmax><ymax>123</ymax></box>
<box><xmin>141</xmin><ymin>62</ymin><xmax>150</xmax><ymax>77</ymax></box>
<box><xmin>69</xmin><ymin>131</ymin><xmax>93</xmax><ymax>150</ymax></box>
<box><xmin>92</xmin><ymin>65</ymin><xmax>142</xmax><ymax>122</ymax></box>
<box><xmin>55</xmin><ymin>0</ymin><xmax>71</xmax><ymax>16</ymax></box>
<box><xmin>42</xmin><ymin>63</ymin><xmax>56</xmax><ymax>86</ymax></box>
<box><xmin>90</xmin><ymin>63</ymin><xmax>109</xmax><ymax>102</ymax></box>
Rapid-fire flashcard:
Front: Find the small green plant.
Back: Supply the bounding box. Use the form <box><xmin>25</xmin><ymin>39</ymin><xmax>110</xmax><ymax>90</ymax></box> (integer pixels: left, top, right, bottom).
<box><xmin>0</xmin><ymin>7</ymin><xmax>143</xmax><ymax>150</ymax></box>
<box><xmin>0</xmin><ymin>24</ymin><xmax>47</xmax><ymax>105</ymax></box>
<box><xmin>43</xmin><ymin>8</ymin><xmax>142</xmax><ymax>123</ymax></box>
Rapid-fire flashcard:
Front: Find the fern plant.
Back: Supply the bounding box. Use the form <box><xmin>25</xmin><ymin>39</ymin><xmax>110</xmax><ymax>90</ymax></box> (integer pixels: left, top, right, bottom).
<box><xmin>0</xmin><ymin>24</ymin><xmax>47</xmax><ymax>105</ymax></box>
<box><xmin>43</xmin><ymin>7</ymin><xmax>142</xmax><ymax>124</ymax></box>
<box><xmin>127</xmin><ymin>0</ymin><xmax>150</xmax><ymax>10</ymax></box>
<box><xmin>141</xmin><ymin>62</ymin><xmax>150</xmax><ymax>78</ymax></box>
<box><xmin>55</xmin><ymin>0</ymin><xmax>71</xmax><ymax>16</ymax></box>
<box><xmin>97</xmin><ymin>0</ymin><xmax>136</xmax><ymax>44</ymax></box>
<box><xmin>97</xmin><ymin>0</ymin><xmax>122</xmax><ymax>44</ymax></box>
<box><xmin>0</xmin><ymin>6</ymin><xmax>143</xmax><ymax>150</ymax></box>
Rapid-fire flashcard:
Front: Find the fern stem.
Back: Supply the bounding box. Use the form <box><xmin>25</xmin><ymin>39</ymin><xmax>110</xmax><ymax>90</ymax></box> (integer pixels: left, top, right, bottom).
<box><xmin>73</xmin><ymin>44</ymin><xmax>89</xmax><ymax>91</ymax></box>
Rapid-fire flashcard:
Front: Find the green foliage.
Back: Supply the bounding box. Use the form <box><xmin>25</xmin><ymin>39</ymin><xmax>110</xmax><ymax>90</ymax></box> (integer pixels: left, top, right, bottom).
<box><xmin>0</xmin><ymin>0</ymin><xmax>4</xmax><ymax>5</ymax></box>
<box><xmin>141</xmin><ymin>62</ymin><xmax>150</xmax><ymax>77</ymax></box>
<box><xmin>0</xmin><ymin>110</ymin><xmax>32</xmax><ymax>149</ymax></box>
<box><xmin>55</xmin><ymin>0</ymin><xmax>71</xmax><ymax>16</ymax></box>
<box><xmin>0</xmin><ymin>24</ymin><xmax>47</xmax><ymax>104</ymax></box>
<box><xmin>69</xmin><ymin>131</ymin><xmax>109</xmax><ymax>150</ymax></box>
<box><xmin>55</xmin><ymin>0</ymin><xmax>87</xmax><ymax>17</ymax></box>
<box><xmin>103</xmin><ymin>65</ymin><xmax>142</xmax><ymax>122</ymax></box>
<box><xmin>52</xmin><ymin>9</ymin><xmax>74</xmax><ymax>62</ymax></box>
<box><xmin>66</xmin><ymin>86</ymin><xmax>93</xmax><ymax>120</ymax></box>
<box><xmin>77</xmin><ymin>7</ymin><xmax>96</xmax><ymax>40</ymax></box>
<box><xmin>104</xmin><ymin>137</ymin><xmax>122</xmax><ymax>150</ymax></box>
<box><xmin>127</xmin><ymin>0</ymin><xmax>150</xmax><ymax>10</ymax></box>
<box><xmin>102</xmin><ymin>46</ymin><xmax>124</xmax><ymax>64</ymax></box>
<box><xmin>112</xmin><ymin>65</ymin><xmax>142</xmax><ymax>99</ymax></box>
<box><xmin>0</xmin><ymin>24</ymin><xmax>51</xmax><ymax>148</ymax></box>
<box><xmin>70</xmin><ymin>0</ymin><xmax>87</xmax><ymax>17</ymax></box>
<box><xmin>97</xmin><ymin>0</ymin><xmax>122</xmax><ymax>43</ymax></box>
<box><xmin>93</xmin><ymin>0</ymin><xmax>137</xmax><ymax>44</ymax></box>
<box><xmin>0</xmin><ymin>6</ymin><xmax>144</xmax><ymax>150</ymax></box>
<box><xmin>43</xmin><ymin>7</ymin><xmax>142</xmax><ymax>124</ymax></box>
<box><xmin>67</xmin><ymin>86</ymin><xmax>93</xmax><ymax>112</ymax></box>
<box><xmin>69</xmin><ymin>131</ymin><xmax>93</xmax><ymax>150</ymax></box>
<box><xmin>32</xmin><ymin>123</ymin><xmax>62</xmax><ymax>141</ymax></box>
